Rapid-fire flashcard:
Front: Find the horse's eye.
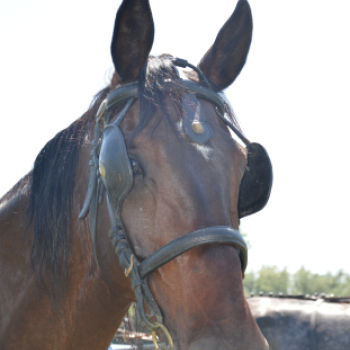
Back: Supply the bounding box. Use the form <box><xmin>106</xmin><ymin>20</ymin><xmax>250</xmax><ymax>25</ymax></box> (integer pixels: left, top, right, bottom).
<box><xmin>130</xmin><ymin>158</ymin><xmax>142</xmax><ymax>175</ymax></box>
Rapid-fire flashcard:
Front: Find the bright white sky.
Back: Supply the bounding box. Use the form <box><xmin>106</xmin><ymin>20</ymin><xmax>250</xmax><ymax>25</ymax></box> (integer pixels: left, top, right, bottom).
<box><xmin>1</xmin><ymin>0</ymin><xmax>349</xmax><ymax>276</ymax></box>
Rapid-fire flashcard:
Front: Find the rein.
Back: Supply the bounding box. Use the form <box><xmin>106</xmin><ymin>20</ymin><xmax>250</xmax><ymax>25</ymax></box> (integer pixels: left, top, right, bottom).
<box><xmin>79</xmin><ymin>58</ymin><xmax>249</xmax><ymax>349</ymax></box>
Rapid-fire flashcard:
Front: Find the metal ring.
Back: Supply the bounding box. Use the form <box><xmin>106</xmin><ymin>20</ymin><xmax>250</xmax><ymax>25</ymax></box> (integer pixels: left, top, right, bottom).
<box><xmin>151</xmin><ymin>321</ymin><xmax>174</xmax><ymax>350</ymax></box>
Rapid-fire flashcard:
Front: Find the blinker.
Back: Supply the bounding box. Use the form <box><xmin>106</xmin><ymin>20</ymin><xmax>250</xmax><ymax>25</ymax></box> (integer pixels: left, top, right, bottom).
<box><xmin>99</xmin><ymin>124</ymin><xmax>134</xmax><ymax>216</ymax></box>
<box><xmin>238</xmin><ymin>143</ymin><xmax>273</xmax><ymax>218</ymax></box>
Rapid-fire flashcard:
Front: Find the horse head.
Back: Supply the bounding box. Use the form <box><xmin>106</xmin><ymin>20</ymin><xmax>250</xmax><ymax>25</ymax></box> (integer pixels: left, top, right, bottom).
<box><xmin>77</xmin><ymin>0</ymin><xmax>272</xmax><ymax>349</ymax></box>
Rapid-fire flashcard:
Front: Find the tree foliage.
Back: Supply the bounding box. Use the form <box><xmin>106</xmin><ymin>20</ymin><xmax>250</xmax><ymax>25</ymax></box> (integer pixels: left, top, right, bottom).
<box><xmin>244</xmin><ymin>265</ymin><xmax>350</xmax><ymax>297</ymax></box>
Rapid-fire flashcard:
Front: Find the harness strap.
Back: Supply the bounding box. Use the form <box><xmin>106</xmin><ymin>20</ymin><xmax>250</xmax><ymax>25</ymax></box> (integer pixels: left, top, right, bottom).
<box><xmin>181</xmin><ymin>80</ymin><xmax>250</xmax><ymax>146</ymax></box>
<box><xmin>95</xmin><ymin>74</ymin><xmax>251</xmax><ymax>147</ymax></box>
<box><xmin>106</xmin><ymin>82</ymin><xmax>138</xmax><ymax>110</ymax></box>
<box><xmin>138</xmin><ymin>226</ymin><xmax>247</xmax><ymax>279</ymax></box>
<box><xmin>78</xmin><ymin>124</ymin><xmax>102</xmax><ymax>219</ymax></box>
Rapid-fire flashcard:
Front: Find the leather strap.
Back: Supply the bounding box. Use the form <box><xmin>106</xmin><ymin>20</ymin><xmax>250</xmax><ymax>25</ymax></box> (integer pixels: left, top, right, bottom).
<box><xmin>138</xmin><ymin>226</ymin><xmax>247</xmax><ymax>279</ymax></box>
<box><xmin>181</xmin><ymin>92</ymin><xmax>213</xmax><ymax>144</ymax></box>
<box><xmin>106</xmin><ymin>82</ymin><xmax>138</xmax><ymax>110</ymax></box>
<box><xmin>181</xmin><ymin>80</ymin><xmax>225</xmax><ymax>115</ymax></box>
<box><xmin>104</xmin><ymin>78</ymin><xmax>250</xmax><ymax>146</ymax></box>
<box><xmin>180</xmin><ymin>80</ymin><xmax>251</xmax><ymax>146</ymax></box>
<box><xmin>105</xmin><ymin>79</ymin><xmax>223</xmax><ymax>114</ymax></box>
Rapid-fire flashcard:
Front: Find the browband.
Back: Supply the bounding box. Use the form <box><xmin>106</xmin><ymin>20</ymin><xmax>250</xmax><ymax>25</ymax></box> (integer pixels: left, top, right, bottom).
<box><xmin>104</xmin><ymin>79</ymin><xmax>250</xmax><ymax>146</ymax></box>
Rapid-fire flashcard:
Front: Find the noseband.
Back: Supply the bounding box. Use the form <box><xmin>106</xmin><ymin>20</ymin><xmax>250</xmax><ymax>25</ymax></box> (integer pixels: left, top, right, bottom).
<box><xmin>79</xmin><ymin>58</ymin><xmax>271</xmax><ymax>349</ymax></box>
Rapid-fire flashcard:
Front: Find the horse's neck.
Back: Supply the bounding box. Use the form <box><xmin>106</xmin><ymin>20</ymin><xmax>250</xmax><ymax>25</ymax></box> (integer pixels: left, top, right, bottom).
<box><xmin>0</xmin><ymin>179</ymin><xmax>33</xmax><ymax>338</ymax></box>
<box><xmin>0</xmin><ymin>173</ymin><xmax>132</xmax><ymax>349</ymax></box>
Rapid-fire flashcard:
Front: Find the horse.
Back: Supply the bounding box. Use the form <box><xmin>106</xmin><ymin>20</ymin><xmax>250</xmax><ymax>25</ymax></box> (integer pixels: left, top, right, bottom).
<box><xmin>248</xmin><ymin>296</ymin><xmax>350</xmax><ymax>350</ymax></box>
<box><xmin>0</xmin><ymin>0</ymin><xmax>272</xmax><ymax>349</ymax></box>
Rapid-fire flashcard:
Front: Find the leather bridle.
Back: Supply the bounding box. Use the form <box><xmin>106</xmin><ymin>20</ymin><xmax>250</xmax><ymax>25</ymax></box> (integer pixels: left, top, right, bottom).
<box><xmin>79</xmin><ymin>58</ymin><xmax>251</xmax><ymax>349</ymax></box>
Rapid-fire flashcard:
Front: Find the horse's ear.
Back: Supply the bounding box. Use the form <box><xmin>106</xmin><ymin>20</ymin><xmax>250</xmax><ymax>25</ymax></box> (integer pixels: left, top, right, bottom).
<box><xmin>198</xmin><ymin>0</ymin><xmax>253</xmax><ymax>91</ymax></box>
<box><xmin>111</xmin><ymin>0</ymin><xmax>154</xmax><ymax>83</ymax></box>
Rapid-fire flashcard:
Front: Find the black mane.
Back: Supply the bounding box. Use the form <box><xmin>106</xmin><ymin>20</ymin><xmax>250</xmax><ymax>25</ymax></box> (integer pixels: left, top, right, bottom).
<box><xmin>27</xmin><ymin>86</ymin><xmax>110</xmax><ymax>301</ymax></box>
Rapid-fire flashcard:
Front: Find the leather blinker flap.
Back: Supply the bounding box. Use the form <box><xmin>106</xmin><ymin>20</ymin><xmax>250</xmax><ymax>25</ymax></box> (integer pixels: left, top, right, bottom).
<box><xmin>182</xmin><ymin>92</ymin><xmax>213</xmax><ymax>144</ymax></box>
<box><xmin>238</xmin><ymin>143</ymin><xmax>273</xmax><ymax>218</ymax></box>
<box><xmin>99</xmin><ymin>124</ymin><xmax>134</xmax><ymax>216</ymax></box>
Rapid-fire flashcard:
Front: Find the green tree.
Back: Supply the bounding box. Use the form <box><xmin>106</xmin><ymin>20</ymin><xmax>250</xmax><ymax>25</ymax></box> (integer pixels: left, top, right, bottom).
<box><xmin>255</xmin><ymin>265</ymin><xmax>289</xmax><ymax>294</ymax></box>
<box><xmin>244</xmin><ymin>265</ymin><xmax>289</xmax><ymax>295</ymax></box>
<box><xmin>244</xmin><ymin>265</ymin><xmax>350</xmax><ymax>297</ymax></box>
<box><xmin>292</xmin><ymin>267</ymin><xmax>350</xmax><ymax>296</ymax></box>
<box><xmin>243</xmin><ymin>271</ymin><xmax>256</xmax><ymax>297</ymax></box>
<box><xmin>292</xmin><ymin>266</ymin><xmax>313</xmax><ymax>294</ymax></box>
